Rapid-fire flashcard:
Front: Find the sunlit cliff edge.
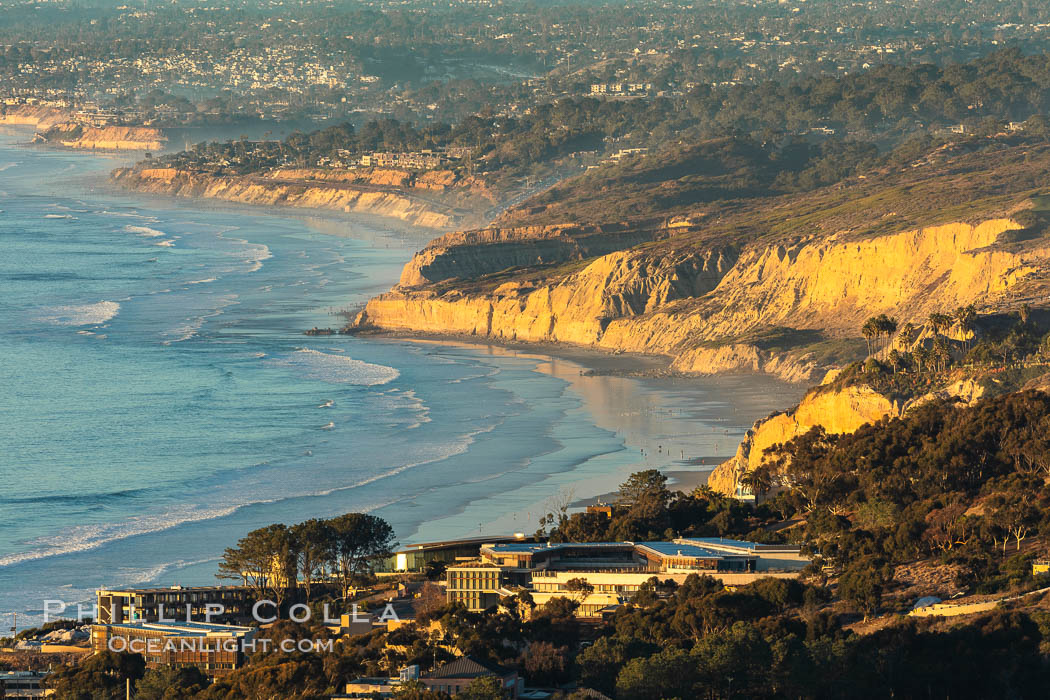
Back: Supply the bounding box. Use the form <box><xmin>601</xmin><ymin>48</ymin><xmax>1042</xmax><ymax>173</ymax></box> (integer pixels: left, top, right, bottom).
<box><xmin>111</xmin><ymin>166</ymin><xmax>497</xmax><ymax>230</ymax></box>
<box><xmin>351</xmin><ymin>139</ymin><xmax>1050</xmax><ymax>495</ymax></box>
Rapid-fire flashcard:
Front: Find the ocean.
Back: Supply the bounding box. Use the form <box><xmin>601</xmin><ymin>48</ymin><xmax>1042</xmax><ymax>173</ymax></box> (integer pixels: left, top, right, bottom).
<box><xmin>0</xmin><ymin>127</ymin><xmax>801</xmax><ymax>630</ymax></box>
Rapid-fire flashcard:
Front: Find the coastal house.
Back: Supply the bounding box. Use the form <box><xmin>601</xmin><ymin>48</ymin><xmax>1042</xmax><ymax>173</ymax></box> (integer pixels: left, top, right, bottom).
<box><xmin>447</xmin><ymin>539</ymin><xmax>807</xmax><ymax>616</ymax></box>
<box><xmin>421</xmin><ymin>656</ymin><xmax>521</xmax><ymax>698</ymax></box>
<box><xmin>90</xmin><ymin>621</ymin><xmax>255</xmax><ymax>677</ymax></box>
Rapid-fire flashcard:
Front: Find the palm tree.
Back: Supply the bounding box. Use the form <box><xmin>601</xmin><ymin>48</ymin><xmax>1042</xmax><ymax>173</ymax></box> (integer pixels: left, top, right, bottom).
<box><xmin>932</xmin><ymin>336</ymin><xmax>951</xmax><ymax>372</ymax></box>
<box><xmin>928</xmin><ymin>312</ymin><xmax>953</xmax><ymax>335</ymax></box>
<box><xmin>862</xmin><ymin>317</ymin><xmax>879</xmax><ymax>356</ymax></box>
<box><xmin>913</xmin><ymin>345</ymin><xmax>930</xmax><ymax>374</ymax></box>
<box><xmin>899</xmin><ymin>322</ymin><xmax>918</xmax><ymax>348</ymax></box>
<box><xmin>954</xmin><ymin>305</ymin><xmax>977</xmax><ymax>349</ymax></box>
<box><xmin>875</xmin><ymin>315</ymin><xmax>898</xmax><ymax>354</ymax></box>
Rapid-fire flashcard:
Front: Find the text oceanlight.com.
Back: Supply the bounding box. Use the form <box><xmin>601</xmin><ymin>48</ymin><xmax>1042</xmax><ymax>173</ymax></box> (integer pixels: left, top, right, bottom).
<box><xmin>107</xmin><ymin>637</ymin><xmax>335</xmax><ymax>654</ymax></box>
<box><xmin>43</xmin><ymin>600</ymin><xmax>401</xmax><ymax>625</ymax></box>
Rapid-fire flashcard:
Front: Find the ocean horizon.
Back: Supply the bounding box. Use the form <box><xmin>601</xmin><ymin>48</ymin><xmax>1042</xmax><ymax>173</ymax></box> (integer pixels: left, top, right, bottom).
<box><xmin>0</xmin><ymin>127</ymin><xmax>800</xmax><ymax>631</ymax></box>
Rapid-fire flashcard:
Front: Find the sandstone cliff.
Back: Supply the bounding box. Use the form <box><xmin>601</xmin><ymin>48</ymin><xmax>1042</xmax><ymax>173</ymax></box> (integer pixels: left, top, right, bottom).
<box><xmin>706</xmin><ymin>383</ymin><xmax>902</xmax><ymax>494</ymax></box>
<box><xmin>355</xmin><ymin>216</ymin><xmax>1050</xmax><ymax>382</ymax></box>
<box><xmin>35</xmin><ymin>123</ymin><xmax>167</xmax><ymax>151</ymax></box>
<box><xmin>112</xmin><ymin>166</ymin><xmax>495</xmax><ymax>230</ymax></box>
<box><xmin>0</xmin><ymin>105</ymin><xmax>68</xmax><ymax>129</ymax></box>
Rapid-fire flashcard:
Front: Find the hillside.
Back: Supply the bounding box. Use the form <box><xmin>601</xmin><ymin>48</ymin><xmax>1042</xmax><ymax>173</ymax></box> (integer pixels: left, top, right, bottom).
<box><xmin>352</xmin><ymin>135</ymin><xmax>1050</xmax><ymax>382</ymax></box>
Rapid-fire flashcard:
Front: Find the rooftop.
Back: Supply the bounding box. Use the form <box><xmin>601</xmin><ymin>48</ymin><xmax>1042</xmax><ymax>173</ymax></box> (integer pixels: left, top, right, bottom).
<box><xmin>482</xmin><ymin>540</ymin><xmax>759</xmax><ymax>559</ymax></box>
<box><xmin>423</xmin><ymin>656</ymin><xmax>511</xmax><ymax>680</ymax></box>
<box><xmin>97</xmin><ymin>584</ymin><xmax>246</xmax><ymax>595</ymax></box>
<box><xmin>95</xmin><ymin>620</ymin><xmax>254</xmax><ymax>638</ymax></box>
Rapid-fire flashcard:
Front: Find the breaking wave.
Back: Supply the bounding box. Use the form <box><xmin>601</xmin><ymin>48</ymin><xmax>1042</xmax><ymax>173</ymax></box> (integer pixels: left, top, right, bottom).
<box><xmin>37</xmin><ymin>301</ymin><xmax>119</xmax><ymax>326</ymax></box>
<box><xmin>268</xmin><ymin>348</ymin><xmax>400</xmax><ymax>386</ymax></box>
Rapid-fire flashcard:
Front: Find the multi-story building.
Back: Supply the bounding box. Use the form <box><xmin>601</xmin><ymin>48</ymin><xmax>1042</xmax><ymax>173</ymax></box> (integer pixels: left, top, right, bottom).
<box><xmin>0</xmin><ymin>670</ymin><xmax>50</xmax><ymax>698</ymax></box>
<box><xmin>447</xmin><ymin>538</ymin><xmax>807</xmax><ymax>617</ymax></box>
<box><xmin>96</xmin><ymin>585</ymin><xmax>251</xmax><ymax>624</ymax></box>
<box><xmin>381</xmin><ymin>534</ymin><xmax>533</xmax><ymax>573</ymax></box>
<box><xmin>90</xmin><ymin>621</ymin><xmax>255</xmax><ymax>677</ymax></box>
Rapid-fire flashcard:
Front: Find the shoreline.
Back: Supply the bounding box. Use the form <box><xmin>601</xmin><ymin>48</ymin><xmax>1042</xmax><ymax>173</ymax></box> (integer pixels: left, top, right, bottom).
<box><xmin>381</xmin><ymin>335</ymin><xmax>800</xmax><ymax>545</ymax></box>
<box><xmin>1</xmin><ymin>131</ymin><xmax>804</xmax><ymax>631</ymax></box>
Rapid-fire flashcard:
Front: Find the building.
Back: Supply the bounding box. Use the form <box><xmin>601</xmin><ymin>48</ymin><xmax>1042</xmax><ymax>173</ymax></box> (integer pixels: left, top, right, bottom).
<box><xmin>447</xmin><ymin>539</ymin><xmax>807</xmax><ymax>616</ymax></box>
<box><xmin>96</xmin><ymin>585</ymin><xmax>251</xmax><ymax>624</ymax></box>
<box><xmin>382</xmin><ymin>534</ymin><xmax>532</xmax><ymax>573</ymax></box>
<box><xmin>421</xmin><ymin>656</ymin><xmax>520</xmax><ymax>698</ymax></box>
<box><xmin>675</xmin><ymin>537</ymin><xmax>811</xmax><ymax>572</ymax></box>
<box><xmin>1034</xmin><ymin>559</ymin><xmax>1050</xmax><ymax>575</ymax></box>
<box><xmin>90</xmin><ymin>621</ymin><xmax>255</xmax><ymax>676</ymax></box>
<box><xmin>0</xmin><ymin>671</ymin><xmax>50</xmax><ymax>698</ymax></box>
<box><xmin>336</xmin><ymin>666</ymin><xmax>419</xmax><ymax>699</ymax></box>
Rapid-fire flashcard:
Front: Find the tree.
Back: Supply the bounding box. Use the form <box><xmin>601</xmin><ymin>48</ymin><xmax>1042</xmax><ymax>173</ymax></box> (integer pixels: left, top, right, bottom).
<box><xmin>928</xmin><ymin>312</ymin><xmax>953</xmax><ymax>334</ymax></box>
<box><xmin>522</xmin><ymin>641</ymin><xmax>571</xmax><ymax>686</ymax></box>
<box><xmin>992</xmin><ymin>496</ymin><xmax>1039</xmax><ymax>552</ymax></box>
<box><xmin>458</xmin><ymin>676</ymin><xmax>504</xmax><ymax>700</ymax></box>
<box><xmin>414</xmin><ymin>582</ymin><xmax>447</xmax><ymax>619</ymax></box>
<box><xmin>923</xmin><ymin>500</ymin><xmax>972</xmax><ymax>552</ymax></box>
<box><xmin>45</xmin><ymin>651</ymin><xmax>146</xmax><ymax>700</ymax></box>
<box><xmin>329</xmin><ymin>513</ymin><xmax>398</xmax><ymax>599</ymax></box>
<box><xmin>134</xmin><ymin>666</ymin><xmax>208</xmax><ymax>700</ymax></box>
<box><xmin>740</xmin><ymin>466</ymin><xmax>773</xmax><ymax>499</ymax></box>
<box><xmin>616</xmin><ymin>648</ymin><xmax>698</xmax><ymax>700</ymax></box>
<box><xmin>217</xmin><ymin>523</ymin><xmax>297</xmax><ymax>609</ymax></box>
<box><xmin>616</xmin><ymin>469</ymin><xmax>671</xmax><ymax>510</ymax></box>
<box><xmin>393</xmin><ymin>681</ymin><xmax>449</xmax><ymax>699</ymax></box>
<box><xmin>839</xmin><ymin>559</ymin><xmax>892</xmax><ymax>619</ymax></box>
<box><xmin>862</xmin><ymin>316</ymin><xmax>879</xmax><ymax>356</ymax></box>
<box><xmin>874</xmin><ymin>314</ymin><xmax>898</xmax><ymax>354</ymax></box>
<box><xmin>563</xmin><ymin>578</ymin><xmax>595</xmax><ymax>605</ymax></box>
<box><xmin>899</xmin><ymin>321</ymin><xmax>918</xmax><ymax>347</ymax></box>
<box><xmin>290</xmin><ymin>518</ymin><xmax>334</xmax><ymax>602</ymax></box>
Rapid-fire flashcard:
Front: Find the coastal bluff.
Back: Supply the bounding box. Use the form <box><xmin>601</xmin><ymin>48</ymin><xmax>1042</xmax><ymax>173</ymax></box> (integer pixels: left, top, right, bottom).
<box><xmin>34</xmin><ymin>123</ymin><xmax>167</xmax><ymax>151</ymax></box>
<box><xmin>354</xmin><ymin>216</ymin><xmax>1050</xmax><ymax>383</ymax></box>
<box><xmin>111</xmin><ymin>166</ymin><xmax>496</xmax><ymax>230</ymax></box>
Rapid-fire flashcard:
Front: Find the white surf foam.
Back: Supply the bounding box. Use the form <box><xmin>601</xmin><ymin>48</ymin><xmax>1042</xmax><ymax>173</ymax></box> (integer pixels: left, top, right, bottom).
<box><xmin>269</xmin><ymin>348</ymin><xmax>400</xmax><ymax>386</ymax></box>
<box><xmin>153</xmin><ymin>239</ymin><xmax>177</xmax><ymax>247</ymax></box>
<box><xmin>37</xmin><ymin>301</ymin><xmax>120</xmax><ymax>326</ymax></box>
<box><xmin>124</xmin><ymin>224</ymin><xmax>165</xmax><ymax>237</ymax></box>
<box><xmin>0</xmin><ymin>503</ymin><xmax>246</xmax><ymax>569</ymax></box>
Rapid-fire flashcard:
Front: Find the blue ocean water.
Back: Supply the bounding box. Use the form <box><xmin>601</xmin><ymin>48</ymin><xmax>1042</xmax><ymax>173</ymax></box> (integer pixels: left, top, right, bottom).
<box><xmin>0</xmin><ymin>128</ymin><xmax>800</xmax><ymax>630</ymax></box>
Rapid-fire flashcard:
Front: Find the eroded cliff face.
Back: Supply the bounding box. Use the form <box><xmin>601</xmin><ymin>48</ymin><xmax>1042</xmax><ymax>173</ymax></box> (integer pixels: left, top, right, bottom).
<box><xmin>706</xmin><ymin>383</ymin><xmax>901</xmax><ymax>494</ymax></box>
<box><xmin>359</xmin><ymin>242</ymin><xmax>738</xmax><ymax>346</ymax></box>
<box><xmin>112</xmin><ymin>167</ymin><xmax>487</xmax><ymax>229</ymax></box>
<box><xmin>356</xmin><ymin>217</ymin><xmax>1050</xmax><ymax>381</ymax></box>
<box><xmin>35</xmin><ymin>124</ymin><xmax>167</xmax><ymax>151</ymax></box>
<box><xmin>0</xmin><ymin>105</ymin><xmax>68</xmax><ymax>129</ymax></box>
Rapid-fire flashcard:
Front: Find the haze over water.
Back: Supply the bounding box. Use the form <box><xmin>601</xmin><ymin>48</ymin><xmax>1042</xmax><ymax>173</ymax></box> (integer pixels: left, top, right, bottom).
<box><xmin>0</xmin><ymin>128</ymin><xmax>800</xmax><ymax>630</ymax></box>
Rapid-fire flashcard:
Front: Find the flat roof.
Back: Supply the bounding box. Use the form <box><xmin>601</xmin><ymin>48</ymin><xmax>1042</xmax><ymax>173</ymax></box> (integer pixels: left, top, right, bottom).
<box><xmin>677</xmin><ymin>537</ymin><xmax>801</xmax><ymax>553</ymax></box>
<box><xmin>484</xmin><ymin>541</ymin><xmax>637</xmax><ymax>554</ymax></box>
<box><xmin>95</xmin><ymin>621</ymin><xmax>254</xmax><ymax>637</ymax></box>
<box><xmin>396</xmin><ymin>535</ymin><xmax>530</xmax><ymax>553</ymax></box>
<box><xmin>636</xmin><ymin>541</ymin><xmax>751</xmax><ymax>559</ymax></box>
<box><xmin>483</xmin><ymin>541</ymin><xmax>752</xmax><ymax>560</ymax></box>
<box><xmin>97</xmin><ymin>585</ymin><xmax>247</xmax><ymax>595</ymax></box>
